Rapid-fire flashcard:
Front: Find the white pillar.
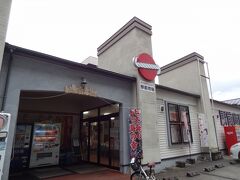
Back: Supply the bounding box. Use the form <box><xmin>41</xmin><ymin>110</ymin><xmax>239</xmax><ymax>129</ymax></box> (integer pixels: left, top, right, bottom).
<box><xmin>0</xmin><ymin>0</ymin><xmax>12</xmax><ymax>73</ymax></box>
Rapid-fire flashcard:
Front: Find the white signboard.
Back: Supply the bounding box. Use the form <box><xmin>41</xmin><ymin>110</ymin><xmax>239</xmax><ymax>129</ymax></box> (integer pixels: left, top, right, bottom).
<box><xmin>139</xmin><ymin>81</ymin><xmax>155</xmax><ymax>93</ymax></box>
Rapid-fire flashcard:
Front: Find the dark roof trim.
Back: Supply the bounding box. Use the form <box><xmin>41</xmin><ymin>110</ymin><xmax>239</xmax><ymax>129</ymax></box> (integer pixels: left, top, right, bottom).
<box><xmin>4</xmin><ymin>43</ymin><xmax>136</xmax><ymax>82</ymax></box>
<box><xmin>97</xmin><ymin>17</ymin><xmax>152</xmax><ymax>56</ymax></box>
<box><xmin>160</xmin><ymin>52</ymin><xmax>204</xmax><ymax>75</ymax></box>
<box><xmin>156</xmin><ymin>84</ymin><xmax>200</xmax><ymax>98</ymax></box>
<box><xmin>212</xmin><ymin>99</ymin><xmax>240</xmax><ymax>109</ymax></box>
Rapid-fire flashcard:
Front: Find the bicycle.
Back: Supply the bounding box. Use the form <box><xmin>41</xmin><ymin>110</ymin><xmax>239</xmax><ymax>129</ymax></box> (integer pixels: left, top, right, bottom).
<box><xmin>130</xmin><ymin>156</ymin><xmax>157</xmax><ymax>180</ymax></box>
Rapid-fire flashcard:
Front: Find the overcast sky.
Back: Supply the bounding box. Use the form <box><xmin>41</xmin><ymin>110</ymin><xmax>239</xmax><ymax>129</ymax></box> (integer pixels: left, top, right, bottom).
<box><xmin>6</xmin><ymin>0</ymin><xmax>240</xmax><ymax>101</ymax></box>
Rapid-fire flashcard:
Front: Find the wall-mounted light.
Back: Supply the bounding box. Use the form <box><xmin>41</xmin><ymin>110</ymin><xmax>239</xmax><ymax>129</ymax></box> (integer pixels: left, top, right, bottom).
<box><xmin>81</xmin><ymin>77</ymin><xmax>87</xmax><ymax>85</ymax></box>
<box><xmin>83</xmin><ymin>111</ymin><xmax>89</xmax><ymax>115</ymax></box>
<box><xmin>160</xmin><ymin>105</ymin><xmax>164</xmax><ymax>112</ymax></box>
<box><xmin>81</xmin><ymin>77</ymin><xmax>87</xmax><ymax>89</ymax></box>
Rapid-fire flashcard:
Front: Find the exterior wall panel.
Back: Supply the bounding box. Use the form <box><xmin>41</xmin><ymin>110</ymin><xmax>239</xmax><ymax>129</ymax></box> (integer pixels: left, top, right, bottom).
<box><xmin>2</xmin><ymin>53</ymin><xmax>135</xmax><ymax>177</ymax></box>
<box><xmin>156</xmin><ymin>88</ymin><xmax>201</xmax><ymax>159</ymax></box>
<box><xmin>213</xmin><ymin>101</ymin><xmax>240</xmax><ymax>151</ymax></box>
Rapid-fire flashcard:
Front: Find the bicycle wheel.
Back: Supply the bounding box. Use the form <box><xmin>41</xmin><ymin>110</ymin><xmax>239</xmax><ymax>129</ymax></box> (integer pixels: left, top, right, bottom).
<box><xmin>130</xmin><ymin>171</ymin><xmax>146</xmax><ymax>180</ymax></box>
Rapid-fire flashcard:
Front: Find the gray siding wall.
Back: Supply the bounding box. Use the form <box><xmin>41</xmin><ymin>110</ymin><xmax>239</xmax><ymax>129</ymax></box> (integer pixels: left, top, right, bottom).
<box><xmin>2</xmin><ymin>53</ymin><xmax>135</xmax><ymax>178</ymax></box>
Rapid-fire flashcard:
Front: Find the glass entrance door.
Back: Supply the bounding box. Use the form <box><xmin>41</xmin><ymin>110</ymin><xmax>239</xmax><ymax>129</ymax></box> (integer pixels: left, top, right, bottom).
<box><xmin>89</xmin><ymin>122</ymin><xmax>98</xmax><ymax>163</ymax></box>
<box><xmin>110</xmin><ymin>117</ymin><xmax>120</xmax><ymax>168</ymax></box>
<box><xmin>100</xmin><ymin>120</ymin><xmax>110</xmax><ymax>165</ymax></box>
<box><xmin>80</xmin><ymin>105</ymin><xmax>120</xmax><ymax>169</ymax></box>
<box><xmin>80</xmin><ymin>122</ymin><xmax>88</xmax><ymax>161</ymax></box>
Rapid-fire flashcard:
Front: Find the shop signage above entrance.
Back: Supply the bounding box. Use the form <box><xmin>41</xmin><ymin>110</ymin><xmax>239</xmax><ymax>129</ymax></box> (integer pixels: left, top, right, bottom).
<box><xmin>64</xmin><ymin>84</ymin><xmax>97</xmax><ymax>97</ymax></box>
<box><xmin>133</xmin><ymin>53</ymin><xmax>160</xmax><ymax>81</ymax></box>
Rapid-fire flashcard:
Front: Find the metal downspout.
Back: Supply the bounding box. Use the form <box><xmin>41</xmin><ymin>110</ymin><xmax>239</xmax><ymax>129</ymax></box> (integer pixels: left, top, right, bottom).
<box><xmin>205</xmin><ymin>62</ymin><xmax>220</xmax><ymax>152</ymax></box>
<box><xmin>197</xmin><ymin>58</ymin><xmax>212</xmax><ymax>161</ymax></box>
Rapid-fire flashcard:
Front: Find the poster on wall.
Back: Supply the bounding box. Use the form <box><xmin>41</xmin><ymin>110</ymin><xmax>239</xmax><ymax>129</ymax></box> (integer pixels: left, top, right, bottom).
<box><xmin>181</xmin><ymin>111</ymin><xmax>191</xmax><ymax>144</ymax></box>
<box><xmin>129</xmin><ymin>108</ymin><xmax>142</xmax><ymax>158</ymax></box>
<box><xmin>235</xmin><ymin>126</ymin><xmax>240</xmax><ymax>142</ymax></box>
<box><xmin>198</xmin><ymin>113</ymin><xmax>208</xmax><ymax>147</ymax></box>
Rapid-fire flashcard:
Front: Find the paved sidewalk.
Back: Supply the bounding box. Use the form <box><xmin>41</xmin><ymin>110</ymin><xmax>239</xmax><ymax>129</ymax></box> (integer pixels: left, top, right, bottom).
<box><xmin>48</xmin><ymin>169</ymin><xmax>130</xmax><ymax>180</ymax></box>
<box><xmin>155</xmin><ymin>156</ymin><xmax>239</xmax><ymax>180</ymax></box>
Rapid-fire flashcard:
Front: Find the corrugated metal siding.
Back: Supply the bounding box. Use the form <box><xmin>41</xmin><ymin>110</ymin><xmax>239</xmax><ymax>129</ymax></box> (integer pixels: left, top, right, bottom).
<box><xmin>156</xmin><ymin>99</ymin><xmax>201</xmax><ymax>159</ymax></box>
<box><xmin>214</xmin><ymin>110</ymin><xmax>226</xmax><ymax>150</ymax></box>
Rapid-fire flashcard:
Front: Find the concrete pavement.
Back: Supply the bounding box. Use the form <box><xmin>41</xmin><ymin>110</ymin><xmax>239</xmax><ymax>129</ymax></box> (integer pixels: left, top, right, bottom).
<box><xmin>156</xmin><ymin>156</ymin><xmax>240</xmax><ymax>180</ymax></box>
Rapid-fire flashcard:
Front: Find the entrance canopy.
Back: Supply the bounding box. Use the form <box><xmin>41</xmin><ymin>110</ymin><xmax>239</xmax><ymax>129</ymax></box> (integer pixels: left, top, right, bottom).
<box><xmin>19</xmin><ymin>90</ymin><xmax>118</xmax><ymax>113</ymax></box>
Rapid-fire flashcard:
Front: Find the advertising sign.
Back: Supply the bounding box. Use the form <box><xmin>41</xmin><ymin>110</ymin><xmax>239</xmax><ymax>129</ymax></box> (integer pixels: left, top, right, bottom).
<box><xmin>224</xmin><ymin>126</ymin><xmax>238</xmax><ymax>155</ymax></box>
<box><xmin>219</xmin><ymin>110</ymin><xmax>240</xmax><ymax>126</ymax></box>
<box><xmin>133</xmin><ymin>53</ymin><xmax>160</xmax><ymax>81</ymax></box>
<box><xmin>0</xmin><ymin>113</ymin><xmax>11</xmax><ymax>180</ymax></box>
<box><xmin>235</xmin><ymin>126</ymin><xmax>240</xmax><ymax>142</ymax></box>
<box><xmin>129</xmin><ymin>108</ymin><xmax>142</xmax><ymax>158</ymax></box>
<box><xmin>198</xmin><ymin>113</ymin><xmax>209</xmax><ymax>147</ymax></box>
<box><xmin>181</xmin><ymin>111</ymin><xmax>191</xmax><ymax>144</ymax></box>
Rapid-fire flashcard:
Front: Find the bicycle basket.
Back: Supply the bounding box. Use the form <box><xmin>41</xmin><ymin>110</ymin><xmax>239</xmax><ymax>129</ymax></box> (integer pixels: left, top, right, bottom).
<box><xmin>130</xmin><ymin>158</ymin><xmax>141</xmax><ymax>171</ymax></box>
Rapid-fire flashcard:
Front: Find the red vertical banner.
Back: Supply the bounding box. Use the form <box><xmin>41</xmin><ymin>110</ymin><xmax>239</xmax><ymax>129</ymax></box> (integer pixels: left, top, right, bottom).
<box><xmin>129</xmin><ymin>108</ymin><xmax>142</xmax><ymax>159</ymax></box>
<box><xmin>224</xmin><ymin>126</ymin><xmax>237</xmax><ymax>155</ymax></box>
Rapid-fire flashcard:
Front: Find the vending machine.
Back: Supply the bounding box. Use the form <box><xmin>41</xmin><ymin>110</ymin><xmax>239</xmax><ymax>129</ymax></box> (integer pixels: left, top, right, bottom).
<box><xmin>29</xmin><ymin>123</ymin><xmax>61</xmax><ymax>168</ymax></box>
<box><xmin>10</xmin><ymin>124</ymin><xmax>32</xmax><ymax>172</ymax></box>
<box><xmin>0</xmin><ymin>113</ymin><xmax>11</xmax><ymax>180</ymax></box>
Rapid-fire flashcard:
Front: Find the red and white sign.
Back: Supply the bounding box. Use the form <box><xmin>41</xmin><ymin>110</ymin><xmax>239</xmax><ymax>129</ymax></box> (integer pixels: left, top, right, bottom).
<box><xmin>224</xmin><ymin>126</ymin><xmax>238</xmax><ymax>155</ymax></box>
<box><xmin>129</xmin><ymin>108</ymin><xmax>142</xmax><ymax>158</ymax></box>
<box><xmin>133</xmin><ymin>53</ymin><xmax>160</xmax><ymax>81</ymax></box>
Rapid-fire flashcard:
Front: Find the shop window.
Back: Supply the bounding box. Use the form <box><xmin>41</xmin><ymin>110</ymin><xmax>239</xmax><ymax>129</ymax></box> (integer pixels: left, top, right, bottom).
<box><xmin>167</xmin><ymin>103</ymin><xmax>193</xmax><ymax>145</ymax></box>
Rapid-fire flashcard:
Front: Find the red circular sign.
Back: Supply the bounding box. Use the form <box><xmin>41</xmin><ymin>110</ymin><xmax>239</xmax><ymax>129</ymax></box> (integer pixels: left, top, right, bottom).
<box><xmin>134</xmin><ymin>53</ymin><xmax>159</xmax><ymax>81</ymax></box>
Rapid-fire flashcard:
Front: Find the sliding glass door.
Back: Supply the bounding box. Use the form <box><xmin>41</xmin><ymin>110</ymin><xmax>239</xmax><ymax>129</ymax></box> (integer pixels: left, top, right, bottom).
<box><xmin>89</xmin><ymin>122</ymin><xmax>98</xmax><ymax>163</ymax></box>
<box><xmin>80</xmin><ymin>104</ymin><xmax>120</xmax><ymax>169</ymax></box>
<box><xmin>99</xmin><ymin>120</ymin><xmax>110</xmax><ymax>165</ymax></box>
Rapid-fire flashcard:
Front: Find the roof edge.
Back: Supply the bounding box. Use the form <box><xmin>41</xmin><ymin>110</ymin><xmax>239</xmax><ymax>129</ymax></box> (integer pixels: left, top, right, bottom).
<box><xmin>97</xmin><ymin>17</ymin><xmax>152</xmax><ymax>56</ymax></box>
<box><xmin>4</xmin><ymin>43</ymin><xmax>136</xmax><ymax>82</ymax></box>
<box><xmin>160</xmin><ymin>52</ymin><xmax>204</xmax><ymax>75</ymax></box>
<box><xmin>213</xmin><ymin>99</ymin><xmax>240</xmax><ymax>109</ymax></box>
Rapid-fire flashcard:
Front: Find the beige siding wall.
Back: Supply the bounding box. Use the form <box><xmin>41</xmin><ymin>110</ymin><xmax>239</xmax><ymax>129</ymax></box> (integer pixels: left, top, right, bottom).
<box><xmin>159</xmin><ymin>61</ymin><xmax>202</xmax><ymax>95</ymax></box>
<box><xmin>156</xmin><ymin>89</ymin><xmax>201</xmax><ymax>159</ymax></box>
<box><xmin>159</xmin><ymin>58</ymin><xmax>218</xmax><ymax>150</ymax></box>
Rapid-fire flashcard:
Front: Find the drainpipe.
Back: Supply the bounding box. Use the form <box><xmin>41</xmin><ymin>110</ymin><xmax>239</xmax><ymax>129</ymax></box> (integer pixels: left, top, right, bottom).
<box><xmin>205</xmin><ymin>62</ymin><xmax>219</xmax><ymax>152</ymax></box>
<box><xmin>0</xmin><ymin>46</ymin><xmax>14</xmax><ymax>111</ymax></box>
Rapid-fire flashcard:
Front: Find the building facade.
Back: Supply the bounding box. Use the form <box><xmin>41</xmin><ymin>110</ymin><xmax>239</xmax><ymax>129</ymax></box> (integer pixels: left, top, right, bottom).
<box><xmin>0</xmin><ymin>17</ymin><xmax>240</xmax><ymax>180</ymax></box>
